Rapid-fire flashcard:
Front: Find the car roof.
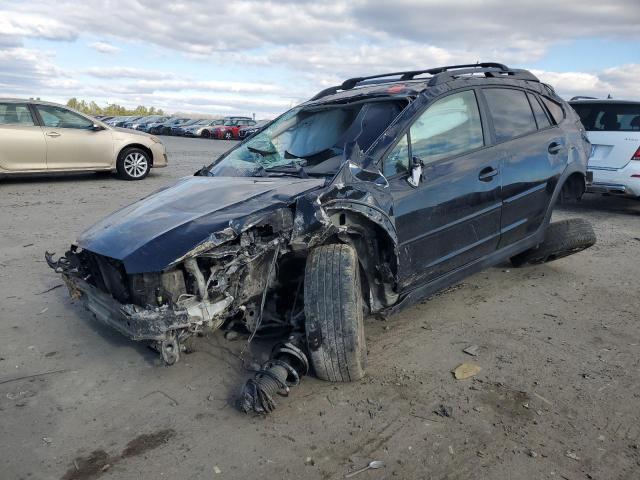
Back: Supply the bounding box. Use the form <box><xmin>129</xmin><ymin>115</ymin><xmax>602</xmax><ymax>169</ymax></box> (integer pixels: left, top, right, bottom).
<box><xmin>307</xmin><ymin>63</ymin><xmax>543</xmax><ymax>104</ymax></box>
<box><xmin>0</xmin><ymin>98</ymin><xmax>69</xmax><ymax>107</ymax></box>
<box><xmin>569</xmin><ymin>99</ymin><xmax>640</xmax><ymax>105</ymax></box>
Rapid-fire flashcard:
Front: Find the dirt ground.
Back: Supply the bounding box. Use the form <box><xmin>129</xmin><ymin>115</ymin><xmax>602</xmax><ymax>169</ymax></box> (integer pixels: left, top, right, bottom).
<box><xmin>1</xmin><ymin>136</ymin><xmax>639</xmax><ymax>480</ymax></box>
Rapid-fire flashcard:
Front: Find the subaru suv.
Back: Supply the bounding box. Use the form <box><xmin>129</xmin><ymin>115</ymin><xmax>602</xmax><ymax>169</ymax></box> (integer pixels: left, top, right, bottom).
<box><xmin>48</xmin><ymin>63</ymin><xmax>593</xmax><ymax>411</ymax></box>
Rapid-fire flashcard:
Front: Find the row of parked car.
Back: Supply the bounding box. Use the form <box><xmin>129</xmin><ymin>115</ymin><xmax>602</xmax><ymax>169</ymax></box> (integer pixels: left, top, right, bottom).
<box><xmin>94</xmin><ymin>114</ymin><xmax>267</xmax><ymax>140</ymax></box>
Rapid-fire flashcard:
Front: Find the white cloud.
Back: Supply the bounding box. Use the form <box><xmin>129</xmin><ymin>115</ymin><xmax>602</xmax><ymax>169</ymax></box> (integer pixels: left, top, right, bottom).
<box><xmin>0</xmin><ymin>1</ymin><xmax>639</xmax><ymax>114</ymax></box>
<box><xmin>535</xmin><ymin>65</ymin><xmax>640</xmax><ymax>100</ymax></box>
<box><xmin>84</xmin><ymin>67</ymin><xmax>178</xmax><ymax>80</ymax></box>
<box><xmin>88</xmin><ymin>41</ymin><xmax>119</xmax><ymax>54</ymax></box>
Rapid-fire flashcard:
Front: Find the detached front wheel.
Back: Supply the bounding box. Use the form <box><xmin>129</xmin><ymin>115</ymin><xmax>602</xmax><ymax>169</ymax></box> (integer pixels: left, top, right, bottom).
<box><xmin>304</xmin><ymin>244</ymin><xmax>366</xmax><ymax>382</ymax></box>
<box><xmin>117</xmin><ymin>147</ymin><xmax>151</xmax><ymax>180</ymax></box>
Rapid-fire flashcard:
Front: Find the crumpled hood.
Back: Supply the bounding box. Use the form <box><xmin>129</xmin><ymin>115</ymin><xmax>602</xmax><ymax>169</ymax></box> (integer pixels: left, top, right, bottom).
<box><xmin>77</xmin><ymin>176</ymin><xmax>324</xmax><ymax>273</ymax></box>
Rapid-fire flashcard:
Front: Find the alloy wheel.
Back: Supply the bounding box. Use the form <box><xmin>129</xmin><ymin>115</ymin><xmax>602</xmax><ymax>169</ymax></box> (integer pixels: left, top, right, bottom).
<box><xmin>123</xmin><ymin>152</ymin><xmax>149</xmax><ymax>178</ymax></box>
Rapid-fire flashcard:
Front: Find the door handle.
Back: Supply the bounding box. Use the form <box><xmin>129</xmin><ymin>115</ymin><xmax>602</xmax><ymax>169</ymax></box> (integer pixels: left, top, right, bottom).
<box><xmin>478</xmin><ymin>166</ymin><xmax>498</xmax><ymax>182</ymax></box>
<box><xmin>548</xmin><ymin>142</ymin><xmax>562</xmax><ymax>154</ymax></box>
<box><xmin>46</xmin><ymin>132</ymin><xmax>61</xmax><ymax>137</ymax></box>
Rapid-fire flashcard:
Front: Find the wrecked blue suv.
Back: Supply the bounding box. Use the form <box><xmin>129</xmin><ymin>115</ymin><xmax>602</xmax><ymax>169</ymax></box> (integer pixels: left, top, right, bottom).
<box><xmin>48</xmin><ymin>63</ymin><xmax>593</xmax><ymax>413</ymax></box>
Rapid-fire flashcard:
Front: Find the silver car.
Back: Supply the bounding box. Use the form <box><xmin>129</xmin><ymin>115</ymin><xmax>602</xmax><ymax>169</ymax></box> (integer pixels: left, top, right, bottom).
<box><xmin>0</xmin><ymin>99</ymin><xmax>168</xmax><ymax>180</ymax></box>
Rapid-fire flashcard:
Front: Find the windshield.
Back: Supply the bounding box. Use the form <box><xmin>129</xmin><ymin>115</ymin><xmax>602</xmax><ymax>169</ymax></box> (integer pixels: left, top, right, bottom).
<box><xmin>207</xmin><ymin>99</ymin><xmax>404</xmax><ymax>178</ymax></box>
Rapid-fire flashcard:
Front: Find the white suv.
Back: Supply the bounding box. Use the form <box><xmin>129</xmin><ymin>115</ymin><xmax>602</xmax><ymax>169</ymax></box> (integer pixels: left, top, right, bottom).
<box><xmin>570</xmin><ymin>99</ymin><xmax>640</xmax><ymax>197</ymax></box>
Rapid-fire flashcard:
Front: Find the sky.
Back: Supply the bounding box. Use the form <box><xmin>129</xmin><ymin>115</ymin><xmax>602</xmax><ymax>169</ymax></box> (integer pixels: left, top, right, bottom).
<box><xmin>0</xmin><ymin>0</ymin><xmax>639</xmax><ymax>118</ymax></box>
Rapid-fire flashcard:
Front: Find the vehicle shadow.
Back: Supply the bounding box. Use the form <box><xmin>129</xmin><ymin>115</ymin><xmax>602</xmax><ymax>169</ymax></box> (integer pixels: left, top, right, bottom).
<box><xmin>559</xmin><ymin>193</ymin><xmax>640</xmax><ymax>216</ymax></box>
<box><xmin>1</xmin><ymin>171</ymin><xmax>162</xmax><ymax>185</ymax></box>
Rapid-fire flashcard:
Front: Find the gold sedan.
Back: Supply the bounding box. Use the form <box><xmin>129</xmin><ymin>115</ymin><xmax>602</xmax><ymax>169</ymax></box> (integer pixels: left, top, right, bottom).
<box><xmin>0</xmin><ymin>99</ymin><xmax>167</xmax><ymax>180</ymax></box>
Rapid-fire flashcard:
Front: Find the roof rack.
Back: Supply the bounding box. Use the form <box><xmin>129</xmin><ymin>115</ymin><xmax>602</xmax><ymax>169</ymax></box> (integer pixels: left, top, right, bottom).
<box><xmin>310</xmin><ymin>63</ymin><xmax>540</xmax><ymax>101</ymax></box>
<box><xmin>569</xmin><ymin>96</ymin><xmax>598</xmax><ymax>101</ymax></box>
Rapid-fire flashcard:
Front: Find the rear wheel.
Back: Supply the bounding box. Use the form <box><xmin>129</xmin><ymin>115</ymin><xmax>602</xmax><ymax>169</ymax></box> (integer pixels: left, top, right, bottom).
<box><xmin>201</xmin><ymin>130</ymin><xmax>210</xmax><ymax>138</ymax></box>
<box><xmin>511</xmin><ymin>218</ymin><xmax>596</xmax><ymax>267</ymax></box>
<box><xmin>304</xmin><ymin>244</ymin><xmax>366</xmax><ymax>382</ymax></box>
<box><xmin>117</xmin><ymin>147</ymin><xmax>151</xmax><ymax>181</ymax></box>
<box><xmin>224</xmin><ymin>131</ymin><xmax>233</xmax><ymax>140</ymax></box>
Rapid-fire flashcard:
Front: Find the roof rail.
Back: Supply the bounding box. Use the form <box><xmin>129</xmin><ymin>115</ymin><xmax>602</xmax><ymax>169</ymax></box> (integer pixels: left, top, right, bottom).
<box><xmin>569</xmin><ymin>96</ymin><xmax>598</xmax><ymax>101</ymax></box>
<box><xmin>310</xmin><ymin>63</ymin><xmax>540</xmax><ymax>101</ymax></box>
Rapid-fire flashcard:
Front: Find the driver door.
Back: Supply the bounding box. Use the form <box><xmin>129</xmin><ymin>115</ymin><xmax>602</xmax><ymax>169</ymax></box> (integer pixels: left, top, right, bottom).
<box><xmin>35</xmin><ymin>104</ymin><xmax>114</xmax><ymax>170</ymax></box>
<box><xmin>383</xmin><ymin>89</ymin><xmax>503</xmax><ymax>289</ymax></box>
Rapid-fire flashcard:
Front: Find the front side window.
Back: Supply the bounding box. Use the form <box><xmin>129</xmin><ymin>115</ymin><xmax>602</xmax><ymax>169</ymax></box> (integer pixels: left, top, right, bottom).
<box><xmin>484</xmin><ymin>88</ymin><xmax>537</xmax><ymax>143</ymax></box>
<box><xmin>0</xmin><ymin>103</ymin><xmax>35</xmax><ymax>126</ymax></box>
<box><xmin>36</xmin><ymin>105</ymin><xmax>94</xmax><ymax>129</ymax></box>
<box><xmin>383</xmin><ymin>134</ymin><xmax>410</xmax><ymax>177</ymax></box>
<box><xmin>410</xmin><ymin>90</ymin><xmax>484</xmax><ymax>164</ymax></box>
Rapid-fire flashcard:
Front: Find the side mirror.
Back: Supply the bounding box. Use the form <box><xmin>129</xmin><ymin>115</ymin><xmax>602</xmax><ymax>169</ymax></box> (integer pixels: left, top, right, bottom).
<box><xmin>407</xmin><ymin>155</ymin><xmax>423</xmax><ymax>187</ymax></box>
<box><xmin>91</xmin><ymin>124</ymin><xmax>105</xmax><ymax>131</ymax></box>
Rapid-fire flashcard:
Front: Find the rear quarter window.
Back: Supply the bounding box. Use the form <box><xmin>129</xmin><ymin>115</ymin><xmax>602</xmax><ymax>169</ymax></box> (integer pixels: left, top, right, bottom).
<box><xmin>570</xmin><ymin>102</ymin><xmax>640</xmax><ymax>132</ymax></box>
<box><xmin>541</xmin><ymin>97</ymin><xmax>565</xmax><ymax>125</ymax></box>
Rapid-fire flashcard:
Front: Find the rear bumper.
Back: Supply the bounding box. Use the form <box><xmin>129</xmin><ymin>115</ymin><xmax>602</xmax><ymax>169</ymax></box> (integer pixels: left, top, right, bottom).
<box><xmin>62</xmin><ymin>274</ymin><xmax>189</xmax><ymax>341</ymax></box>
<box><xmin>587</xmin><ymin>164</ymin><xmax>640</xmax><ymax>197</ymax></box>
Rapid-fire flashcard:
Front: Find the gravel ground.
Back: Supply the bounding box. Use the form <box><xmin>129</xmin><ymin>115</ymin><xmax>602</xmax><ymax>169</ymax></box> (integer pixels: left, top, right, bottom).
<box><xmin>1</xmin><ymin>136</ymin><xmax>639</xmax><ymax>480</ymax></box>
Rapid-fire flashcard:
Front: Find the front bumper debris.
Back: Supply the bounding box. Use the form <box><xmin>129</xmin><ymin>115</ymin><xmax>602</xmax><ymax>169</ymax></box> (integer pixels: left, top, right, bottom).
<box><xmin>61</xmin><ymin>274</ymin><xmax>190</xmax><ymax>342</ymax></box>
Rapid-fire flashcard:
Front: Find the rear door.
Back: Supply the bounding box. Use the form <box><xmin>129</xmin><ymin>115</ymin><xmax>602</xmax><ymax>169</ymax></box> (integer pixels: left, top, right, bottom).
<box><xmin>0</xmin><ymin>102</ymin><xmax>47</xmax><ymax>171</ymax></box>
<box><xmin>480</xmin><ymin>88</ymin><xmax>563</xmax><ymax>248</ymax></box>
<box><xmin>383</xmin><ymin>89</ymin><xmax>502</xmax><ymax>289</ymax></box>
<box><xmin>570</xmin><ymin>101</ymin><xmax>640</xmax><ymax>170</ymax></box>
<box><xmin>34</xmin><ymin>104</ymin><xmax>114</xmax><ymax>170</ymax></box>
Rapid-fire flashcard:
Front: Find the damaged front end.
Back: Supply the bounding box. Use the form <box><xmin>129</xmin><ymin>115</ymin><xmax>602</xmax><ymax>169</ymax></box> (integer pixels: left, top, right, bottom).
<box><xmin>46</xmin><ymin>205</ymin><xmax>305</xmax><ymax>365</ymax></box>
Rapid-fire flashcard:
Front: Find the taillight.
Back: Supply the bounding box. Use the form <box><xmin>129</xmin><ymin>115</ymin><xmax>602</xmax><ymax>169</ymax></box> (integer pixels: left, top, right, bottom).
<box><xmin>632</xmin><ymin>146</ymin><xmax>640</xmax><ymax>161</ymax></box>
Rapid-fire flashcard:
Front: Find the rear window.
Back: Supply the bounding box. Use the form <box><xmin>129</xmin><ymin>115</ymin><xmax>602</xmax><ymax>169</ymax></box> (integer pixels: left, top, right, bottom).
<box><xmin>570</xmin><ymin>102</ymin><xmax>640</xmax><ymax>132</ymax></box>
<box><xmin>483</xmin><ymin>88</ymin><xmax>537</xmax><ymax>143</ymax></box>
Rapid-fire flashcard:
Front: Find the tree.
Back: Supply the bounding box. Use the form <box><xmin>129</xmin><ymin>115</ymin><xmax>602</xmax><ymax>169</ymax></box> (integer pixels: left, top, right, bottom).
<box><xmin>66</xmin><ymin>99</ymin><xmax>164</xmax><ymax>116</ymax></box>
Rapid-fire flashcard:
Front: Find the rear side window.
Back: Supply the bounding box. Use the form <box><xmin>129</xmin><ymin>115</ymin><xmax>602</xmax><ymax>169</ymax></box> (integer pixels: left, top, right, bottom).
<box><xmin>410</xmin><ymin>90</ymin><xmax>484</xmax><ymax>164</ymax></box>
<box><xmin>0</xmin><ymin>103</ymin><xmax>35</xmax><ymax>126</ymax></box>
<box><xmin>528</xmin><ymin>93</ymin><xmax>552</xmax><ymax>129</ymax></box>
<box><xmin>570</xmin><ymin>102</ymin><xmax>640</xmax><ymax>132</ymax></box>
<box><xmin>541</xmin><ymin>97</ymin><xmax>565</xmax><ymax>124</ymax></box>
<box><xmin>484</xmin><ymin>88</ymin><xmax>537</xmax><ymax>143</ymax></box>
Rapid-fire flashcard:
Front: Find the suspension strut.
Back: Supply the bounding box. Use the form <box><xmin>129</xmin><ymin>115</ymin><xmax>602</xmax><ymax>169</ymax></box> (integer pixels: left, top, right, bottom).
<box><xmin>240</xmin><ymin>340</ymin><xmax>309</xmax><ymax>414</ymax></box>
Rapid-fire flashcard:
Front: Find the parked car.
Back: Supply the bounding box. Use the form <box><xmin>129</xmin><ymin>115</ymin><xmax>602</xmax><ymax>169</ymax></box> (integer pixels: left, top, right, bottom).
<box><xmin>0</xmin><ymin>99</ymin><xmax>167</xmax><ymax>180</ymax></box>
<box><xmin>172</xmin><ymin>118</ymin><xmax>204</xmax><ymax>136</ymax></box>
<box><xmin>148</xmin><ymin>117</ymin><xmax>191</xmax><ymax>136</ymax></box>
<box><xmin>182</xmin><ymin>119</ymin><xmax>225</xmax><ymax>138</ymax></box>
<box><xmin>47</xmin><ymin>64</ymin><xmax>594</xmax><ymax>409</ymax></box>
<box><xmin>569</xmin><ymin>99</ymin><xmax>640</xmax><ymax>197</ymax></box>
<box><xmin>211</xmin><ymin>117</ymin><xmax>256</xmax><ymax>139</ymax></box>
<box><xmin>238</xmin><ymin>120</ymin><xmax>269</xmax><ymax>140</ymax></box>
<box><xmin>114</xmin><ymin>116</ymin><xmax>143</xmax><ymax>128</ymax></box>
<box><xmin>130</xmin><ymin>116</ymin><xmax>170</xmax><ymax>132</ymax></box>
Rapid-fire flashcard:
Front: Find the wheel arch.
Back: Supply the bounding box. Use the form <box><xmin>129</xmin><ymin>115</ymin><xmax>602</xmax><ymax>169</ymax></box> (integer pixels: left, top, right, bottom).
<box><xmin>118</xmin><ymin>143</ymin><xmax>154</xmax><ymax>167</ymax></box>
<box><xmin>323</xmin><ymin>207</ymin><xmax>400</xmax><ymax>312</ymax></box>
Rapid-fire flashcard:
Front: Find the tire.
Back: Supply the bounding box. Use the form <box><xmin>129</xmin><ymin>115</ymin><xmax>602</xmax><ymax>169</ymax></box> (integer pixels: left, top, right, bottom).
<box><xmin>224</xmin><ymin>131</ymin><xmax>233</xmax><ymax>140</ymax></box>
<box><xmin>201</xmin><ymin>130</ymin><xmax>210</xmax><ymax>138</ymax></box>
<box><xmin>117</xmin><ymin>147</ymin><xmax>151</xmax><ymax>181</ymax></box>
<box><xmin>510</xmin><ymin>218</ymin><xmax>596</xmax><ymax>267</ymax></box>
<box><xmin>304</xmin><ymin>244</ymin><xmax>366</xmax><ymax>382</ymax></box>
